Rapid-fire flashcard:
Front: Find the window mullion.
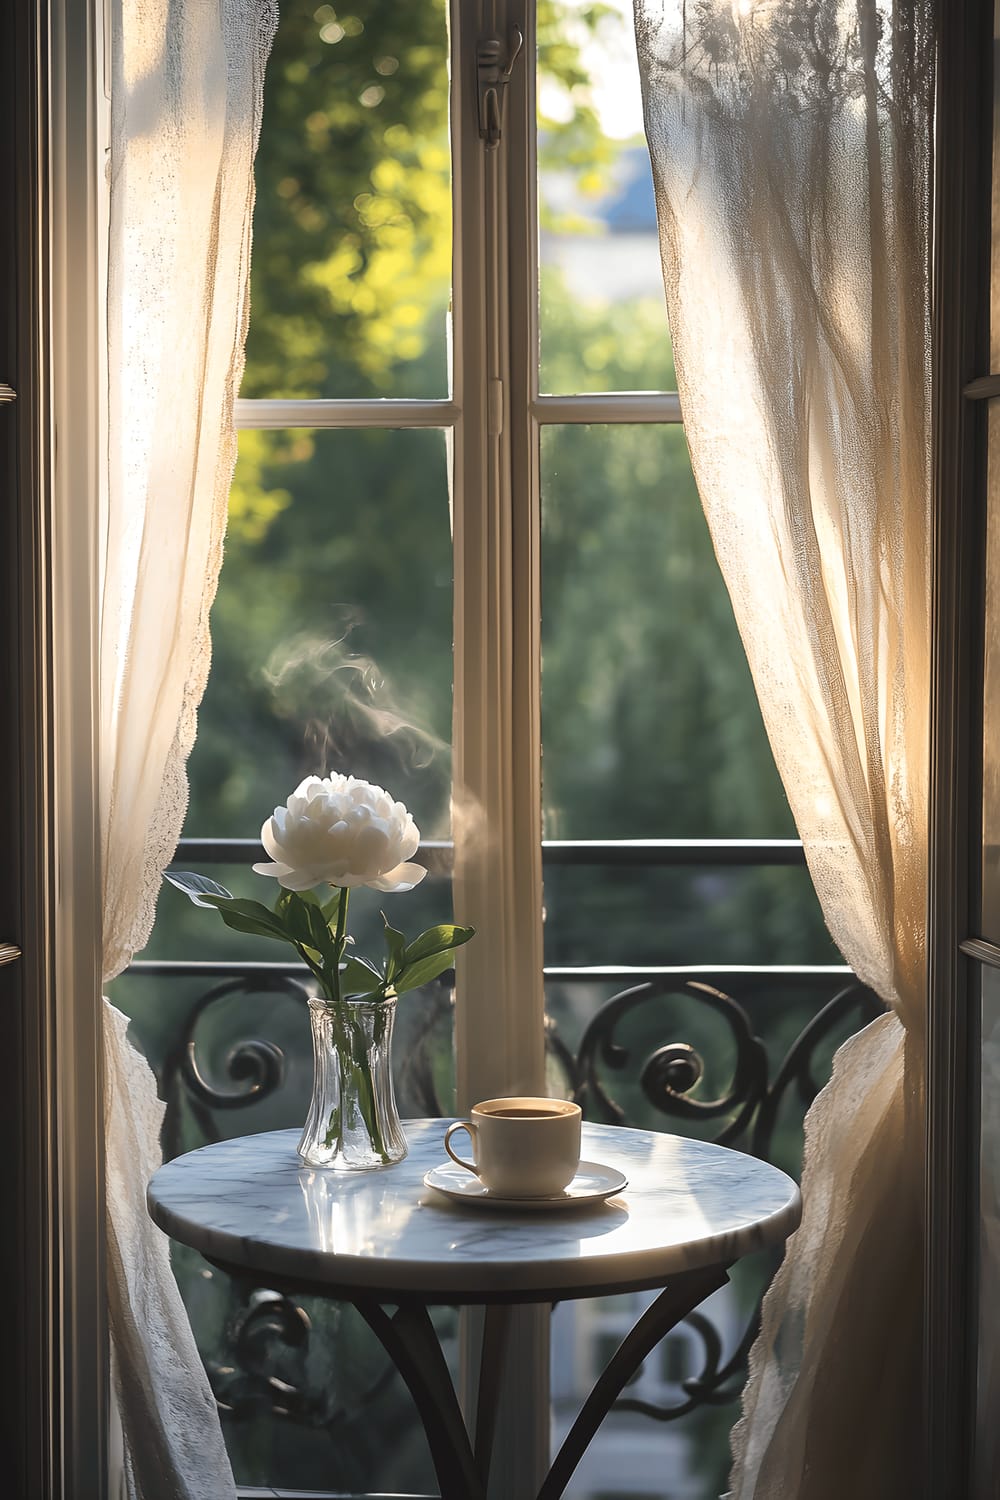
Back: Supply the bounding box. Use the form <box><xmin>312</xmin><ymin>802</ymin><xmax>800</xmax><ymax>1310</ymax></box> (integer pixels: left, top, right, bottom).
<box><xmin>451</xmin><ymin>6</ymin><xmax>550</xmax><ymax>1496</ymax></box>
<box><xmin>534</xmin><ymin>392</ymin><xmax>683</xmax><ymax>424</ymax></box>
<box><xmin>233</xmin><ymin>397</ymin><xmax>461</xmax><ymax>429</ymax></box>
<box><xmin>451</xmin><ymin>0</ymin><xmax>545</xmax><ymax>1109</ymax></box>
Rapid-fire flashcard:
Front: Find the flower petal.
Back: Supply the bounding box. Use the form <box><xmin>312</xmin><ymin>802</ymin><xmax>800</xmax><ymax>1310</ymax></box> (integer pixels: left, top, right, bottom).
<box><xmin>275</xmin><ymin>866</ymin><xmax>327</xmax><ymax>892</ymax></box>
<box><xmin>260</xmin><ymin>817</ymin><xmax>286</xmax><ymax>862</ymax></box>
<box><xmin>368</xmin><ymin>861</ymin><xmax>427</xmax><ymax>893</ymax></box>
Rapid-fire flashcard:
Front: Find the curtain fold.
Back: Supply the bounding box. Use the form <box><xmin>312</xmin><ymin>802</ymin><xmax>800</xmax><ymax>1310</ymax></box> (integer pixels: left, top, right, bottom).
<box><xmin>633</xmin><ymin>2</ymin><xmax>933</xmax><ymax>1495</ymax></box>
<box><xmin>104</xmin><ymin>1</ymin><xmax>277</xmax><ymax>1494</ymax></box>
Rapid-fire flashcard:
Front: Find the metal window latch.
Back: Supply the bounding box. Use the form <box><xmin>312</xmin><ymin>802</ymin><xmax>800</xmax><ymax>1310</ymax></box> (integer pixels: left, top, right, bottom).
<box><xmin>477</xmin><ymin>26</ymin><xmax>523</xmax><ymax>149</ymax></box>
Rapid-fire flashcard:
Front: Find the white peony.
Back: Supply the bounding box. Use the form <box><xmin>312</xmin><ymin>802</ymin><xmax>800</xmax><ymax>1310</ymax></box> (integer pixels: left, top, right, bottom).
<box><xmin>252</xmin><ymin>773</ymin><xmax>427</xmax><ymax>893</ymax></box>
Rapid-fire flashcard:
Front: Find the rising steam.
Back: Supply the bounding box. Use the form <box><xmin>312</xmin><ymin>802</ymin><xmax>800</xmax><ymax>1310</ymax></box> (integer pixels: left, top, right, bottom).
<box><xmin>262</xmin><ymin>622</ymin><xmax>485</xmax><ymax>850</ymax></box>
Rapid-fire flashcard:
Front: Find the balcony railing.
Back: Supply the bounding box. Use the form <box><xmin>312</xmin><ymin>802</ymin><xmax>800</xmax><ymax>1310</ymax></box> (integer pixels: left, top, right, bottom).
<box><xmin>119</xmin><ymin>837</ymin><xmax>882</xmax><ymax>1496</ymax></box>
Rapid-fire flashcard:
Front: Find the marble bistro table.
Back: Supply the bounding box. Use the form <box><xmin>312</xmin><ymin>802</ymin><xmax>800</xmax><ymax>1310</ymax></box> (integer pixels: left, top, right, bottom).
<box><xmin>147</xmin><ymin>1119</ymin><xmax>801</xmax><ymax>1500</ymax></box>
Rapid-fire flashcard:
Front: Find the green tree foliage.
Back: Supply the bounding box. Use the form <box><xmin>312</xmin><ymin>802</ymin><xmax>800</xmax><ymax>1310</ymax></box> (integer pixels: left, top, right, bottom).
<box><xmin>241</xmin><ymin>0</ymin><xmax>452</xmax><ymax>399</ymax></box>
<box><xmin>177</xmin><ymin>0</ymin><xmax>835</xmax><ymax>967</ymax></box>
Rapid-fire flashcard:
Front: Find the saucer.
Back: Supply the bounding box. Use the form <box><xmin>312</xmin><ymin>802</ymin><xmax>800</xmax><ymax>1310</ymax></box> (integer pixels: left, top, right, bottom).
<box><xmin>423</xmin><ymin>1159</ymin><xmax>628</xmax><ymax>1210</ymax></box>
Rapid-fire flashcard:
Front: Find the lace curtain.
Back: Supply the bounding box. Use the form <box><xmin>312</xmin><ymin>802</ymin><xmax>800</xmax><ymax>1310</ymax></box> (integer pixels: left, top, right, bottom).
<box><xmin>633</xmin><ymin>3</ymin><xmax>933</xmax><ymax>1495</ymax></box>
<box><xmin>103</xmin><ymin>1</ymin><xmax>277</xmax><ymax>1494</ymax></box>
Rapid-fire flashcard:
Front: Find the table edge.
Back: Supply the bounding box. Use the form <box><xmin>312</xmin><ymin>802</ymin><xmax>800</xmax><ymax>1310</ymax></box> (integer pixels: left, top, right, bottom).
<box><xmin>147</xmin><ymin>1139</ymin><xmax>802</xmax><ymax>1301</ymax></box>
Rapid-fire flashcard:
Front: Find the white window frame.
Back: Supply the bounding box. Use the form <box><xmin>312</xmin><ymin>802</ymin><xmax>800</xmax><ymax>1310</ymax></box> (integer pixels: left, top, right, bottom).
<box><xmin>233</xmin><ymin>0</ymin><xmax>681</xmax><ymax>1105</ymax></box>
<box><xmin>231</xmin><ymin>4</ymin><xmax>683</xmax><ymax>1487</ymax></box>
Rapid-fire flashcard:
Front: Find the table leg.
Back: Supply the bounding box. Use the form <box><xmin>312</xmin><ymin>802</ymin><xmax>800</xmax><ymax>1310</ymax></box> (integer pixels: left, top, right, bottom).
<box><xmin>210</xmin><ymin>1259</ymin><xmax>730</xmax><ymax>1500</ymax></box>
<box><xmin>473</xmin><ymin>1304</ymin><xmax>512</xmax><ymax>1484</ymax></box>
<box><xmin>536</xmin><ymin>1264</ymin><xmax>731</xmax><ymax>1500</ymax></box>
<box><xmin>354</xmin><ymin>1298</ymin><xmax>488</xmax><ymax>1500</ymax></box>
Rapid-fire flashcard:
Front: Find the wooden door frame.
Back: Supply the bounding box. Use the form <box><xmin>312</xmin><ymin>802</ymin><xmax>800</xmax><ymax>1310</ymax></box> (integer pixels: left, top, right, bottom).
<box><xmin>926</xmin><ymin>1</ymin><xmax>993</xmax><ymax>1495</ymax></box>
<box><xmin>1</xmin><ymin>0</ymin><xmax>108</xmax><ymax>1494</ymax></box>
<box><xmin>6</xmin><ymin>0</ymin><xmax>998</xmax><ymax>1495</ymax></box>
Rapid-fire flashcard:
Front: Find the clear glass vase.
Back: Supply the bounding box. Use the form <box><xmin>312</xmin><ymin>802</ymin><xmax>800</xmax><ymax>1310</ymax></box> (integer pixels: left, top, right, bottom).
<box><xmin>298</xmin><ymin>995</ymin><xmax>408</xmax><ymax>1169</ymax></box>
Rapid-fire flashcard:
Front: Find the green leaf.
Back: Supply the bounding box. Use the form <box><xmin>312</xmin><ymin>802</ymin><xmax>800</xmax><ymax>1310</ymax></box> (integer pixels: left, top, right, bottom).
<box><xmin>275</xmin><ymin>889</ymin><xmax>308</xmax><ymax>933</ymax></box>
<box><xmin>163</xmin><ymin>870</ymin><xmax>234</xmax><ymax>907</ymax></box>
<box><xmin>323</xmin><ymin>1104</ymin><xmax>342</xmax><ymax>1151</ymax></box>
<box><xmin>393</xmin><ymin>948</ymin><xmax>461</xmax><ymax>995</ymax></box>
<box><xmin>212</xmin><ymin>901</ymin><xmax>293</xmax><ymax>943</ymax></box>
<box><xmin>402</xmin><ymin>924</ymin><xmax>476</xmax><ymax>966</ymax></box>
<box><xmin>321</xmin><ymin>891</ymin><xmax>344</xmax><ymax>923</ymax></box>
<box><xmin>293</xmin><ymin>887</ymin><xmax>324</xmax><ymax>909</ymax></box>
<box><xmin>381</xmin><ymin>913</ymin><xmax>407</xmax><ymax>982</ymax></box>
<box><xmin>305</xmin><ymin>904</ymin><xmax>340</xmax><ymax>964</ymax></box>
<box><xmin>341</xmin><ymin>956</ymin><xmax>383</xmax><ymax>996</ymax></box>
<box><xmin>276</xmin><ymin>889</ymin><xmax>338</xmax><ymax>966</ymax></box>
<box><xmin>294</xmin><ymin>887</ymin><xmax>342</xmax><ymax>923</ymax></box>
<box><xmin>211</xmin><ymin>895</ymin><xmax>288</xmax><ymax>931</ymax></box>
<box><xmin>346</xmin><ymin>1021</ymin><xmax>389</xmax><ymax>1161</ymax></box>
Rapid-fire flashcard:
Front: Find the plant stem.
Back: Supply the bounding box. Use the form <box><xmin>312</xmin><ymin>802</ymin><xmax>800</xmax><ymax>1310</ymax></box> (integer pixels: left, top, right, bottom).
<box><xmin>331</xmin><ymin>885</ymin><xmax>350</xmax><ymax>1004</ymax></box>
<box><xmin>321</xmin><ymin>888</ymin><xmax>389</xmax><ymax>1163</ymax></box>
<box><xmin>325</xmin><ymin>885</ymin><xmax>354</xmax><ymax>1158</ymax></box>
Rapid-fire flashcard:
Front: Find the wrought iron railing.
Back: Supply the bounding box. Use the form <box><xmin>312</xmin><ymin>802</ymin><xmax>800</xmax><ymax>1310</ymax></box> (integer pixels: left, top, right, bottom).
<box><xmin>121</xmin><ymin>837</ymin><xmax>882</xmax><ymax>1488</ymax></box>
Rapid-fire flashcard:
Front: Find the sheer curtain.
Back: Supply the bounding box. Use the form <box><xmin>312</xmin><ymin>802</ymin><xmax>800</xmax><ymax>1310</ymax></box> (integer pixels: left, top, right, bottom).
<box><xmin>103</xmin><ymin>0</ymin><xmax>277</xmax><ymax>1494</ymax></box>
<box><xmin>633</xmin><ymin>2</ymin><xmax>933</xmax><ymax>1495</ymax></box>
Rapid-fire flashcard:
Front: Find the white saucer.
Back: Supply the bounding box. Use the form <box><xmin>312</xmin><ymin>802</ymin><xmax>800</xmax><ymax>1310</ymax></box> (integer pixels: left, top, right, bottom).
<box><xmin>423</xmin><ymin>1159</ymin><xmax>628</xmax><ymax>1210</ymax></box>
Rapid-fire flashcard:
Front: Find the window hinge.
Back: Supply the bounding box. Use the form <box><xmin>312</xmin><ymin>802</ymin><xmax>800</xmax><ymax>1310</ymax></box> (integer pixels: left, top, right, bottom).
<box><xmin>477</xmin><ymin>26</ymin><xmax>524</xmax><ymax>149</ymax></box>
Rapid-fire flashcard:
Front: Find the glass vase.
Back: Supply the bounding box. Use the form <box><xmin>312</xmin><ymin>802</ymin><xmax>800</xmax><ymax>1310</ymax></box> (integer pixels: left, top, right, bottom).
<box><xmin>298</xmin><ymin>995</ymin><xmax>408</xmax><ymax>1170</ymax></box>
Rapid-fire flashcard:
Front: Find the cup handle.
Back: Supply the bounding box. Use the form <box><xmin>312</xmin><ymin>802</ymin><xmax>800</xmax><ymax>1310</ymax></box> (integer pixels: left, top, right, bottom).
<box><xmin>444</xmin><ymin>1120</ymin><xmax>480</xmax><ymax>1176</ymax></box>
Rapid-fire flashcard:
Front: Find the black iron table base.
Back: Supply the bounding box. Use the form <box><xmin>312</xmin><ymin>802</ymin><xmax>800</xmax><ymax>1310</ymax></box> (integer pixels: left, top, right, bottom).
<box><xmin>211</xmin><ymin>1256</ymin><xmax>730</xmax><ymax>1500</ymax></box>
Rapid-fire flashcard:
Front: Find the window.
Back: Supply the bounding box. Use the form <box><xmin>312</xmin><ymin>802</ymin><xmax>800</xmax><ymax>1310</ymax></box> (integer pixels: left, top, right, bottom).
<box><xmin>111</xmin><ymin>1</ymin><xmax>844</xmax><ymax>1495</ymax></box>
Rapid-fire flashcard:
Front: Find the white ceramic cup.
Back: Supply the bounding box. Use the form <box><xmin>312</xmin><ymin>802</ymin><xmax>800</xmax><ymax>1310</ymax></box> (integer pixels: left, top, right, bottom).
<box><xmin>444</xmin><ymin>1097</ymin><xmax>582</xmax><ymax>1197</ymax></box>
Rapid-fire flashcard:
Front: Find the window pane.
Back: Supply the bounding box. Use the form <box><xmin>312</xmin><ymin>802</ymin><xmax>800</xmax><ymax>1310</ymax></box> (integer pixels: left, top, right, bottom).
<box><xmin>540</xmin><ymin>424</ymin><xmax>794</xmax><ymax>842</ymax></box>
<box><xmin>189</xmin><ymin>426</ymin><xmax>454</xmax><ymax>838</ymax></box>
<box><xmin>542</xmin><ymin>863</ymin><xmax>835</xmax><ymax>970</ymax></box>
<box><xmin>537</xmin><ymin>0</ymin><xmax>670</xmax><ymax>394</ymax></box>
<box><xmin>243</xmin><ymin>0</ymin><xmax>452</xmax><ymax>399</ymax></box>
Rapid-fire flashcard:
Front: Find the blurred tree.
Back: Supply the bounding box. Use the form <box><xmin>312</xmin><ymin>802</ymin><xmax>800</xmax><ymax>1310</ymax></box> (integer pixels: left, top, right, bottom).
<box><xmin>241</xmin><ymin>0</ymin><xmax>451</xmax><ymax>399</ymax></box>
<box><xmin>180</xmin><ymin>0</ymin><xmax>833</xmax><ymax>963</ymax></box>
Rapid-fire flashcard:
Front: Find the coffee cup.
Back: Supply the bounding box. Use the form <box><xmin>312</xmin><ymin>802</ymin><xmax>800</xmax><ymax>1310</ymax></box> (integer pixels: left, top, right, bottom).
<box><xmin>444</xmin><ymin>1096</ymin><xmax>582</xmax><ymax>1197</ymax></box>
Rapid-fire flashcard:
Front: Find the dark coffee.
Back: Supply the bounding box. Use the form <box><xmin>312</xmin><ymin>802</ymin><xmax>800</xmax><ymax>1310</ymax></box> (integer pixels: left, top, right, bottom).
<box><xmin>488</xmin><ymin>1107</ymin><xmax>560</xmax><ymax>1118</ymax></box>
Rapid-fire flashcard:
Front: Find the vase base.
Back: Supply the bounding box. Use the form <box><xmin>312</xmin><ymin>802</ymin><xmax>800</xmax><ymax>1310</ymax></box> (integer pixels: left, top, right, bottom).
<box><xmin>297</xmin><ymin>1140</ymin><xmax>409</xmax><ymax>1172</ymax></box>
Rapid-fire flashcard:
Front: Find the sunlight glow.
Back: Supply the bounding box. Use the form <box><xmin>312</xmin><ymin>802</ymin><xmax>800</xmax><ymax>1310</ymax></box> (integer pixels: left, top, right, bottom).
<box><xmin>540</xmin><ymin>0</ymin><xmax>646</xmax><ymax>141</ymax></box>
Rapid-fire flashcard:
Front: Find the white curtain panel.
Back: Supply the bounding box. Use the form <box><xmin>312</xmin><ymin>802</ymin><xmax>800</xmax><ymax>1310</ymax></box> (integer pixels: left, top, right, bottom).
<box><xmin>103</xmin><ymin>0</ymin><xmax>277</xmax><ymax>1494</ymax></box>
<box><xmin>633</xmin><ymin>2</ymin><xmax>933</xmax><ymax>1496</ymax></box>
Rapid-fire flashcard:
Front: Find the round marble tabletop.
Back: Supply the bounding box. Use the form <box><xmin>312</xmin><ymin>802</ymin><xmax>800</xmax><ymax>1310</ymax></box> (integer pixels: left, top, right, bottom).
<box><xmin>147</xmin><ymin>1120</ymin><xmax>801</xmax><ymax>1302</ymax></box>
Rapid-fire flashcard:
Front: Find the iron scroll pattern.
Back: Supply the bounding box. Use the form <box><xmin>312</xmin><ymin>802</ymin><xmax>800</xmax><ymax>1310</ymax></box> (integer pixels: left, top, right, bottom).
<box><xmin>150</xmin><ymin>963</ymin><xmax>882</xmax><ymax>1438</ymax></box>
<box><xmin>549</xmin><ymin>974</ymin><xmax>883</xmax><ymax>1422</ymax></box>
